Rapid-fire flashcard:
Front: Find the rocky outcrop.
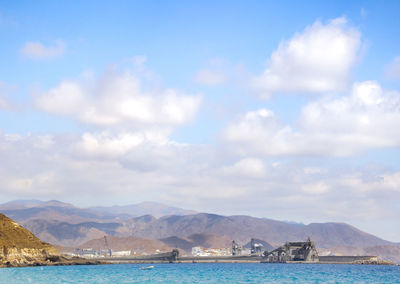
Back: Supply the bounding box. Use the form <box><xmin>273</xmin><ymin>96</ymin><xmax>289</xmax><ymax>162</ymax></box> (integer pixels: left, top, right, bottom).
<box><xmin>352</xmin><ymin>259</ymin><xmax>397</xmax><ymax>265</ymax></box>
<box><xmin>0</xmin><ymin>213</ymin><xmax>62</xmax><ymax>267</ymax></box>
<box><xmin>0</xmin><ymin>247</ymin><xmax>61</xmax><ymax>267</ymax></box>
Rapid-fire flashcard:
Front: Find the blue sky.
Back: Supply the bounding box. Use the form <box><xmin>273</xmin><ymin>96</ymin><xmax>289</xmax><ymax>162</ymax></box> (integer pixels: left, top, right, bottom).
<box><xmin>1</xmin><ymin>1</ymin><xmax>400</xmax><ymax>242</ymax></box>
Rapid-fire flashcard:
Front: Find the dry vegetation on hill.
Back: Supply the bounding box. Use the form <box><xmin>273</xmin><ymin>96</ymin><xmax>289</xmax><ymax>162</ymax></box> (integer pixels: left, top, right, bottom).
<box><xmin>0</xmin><ymin>213</ymin><xmax>60</xmax><ymax>267</ymax></box>
<box><xmin>0</xmin><ymin>214</ymin><xmax>103</xmax><ymax>267</ymax></box>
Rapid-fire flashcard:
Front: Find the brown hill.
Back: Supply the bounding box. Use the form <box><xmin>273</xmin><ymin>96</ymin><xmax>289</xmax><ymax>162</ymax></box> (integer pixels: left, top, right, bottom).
<box><xmin>125</xmin><ymin>214</ymin><xmax>391</xmax><ymax>249</ymax></box>
<box><xmin>0</xmin><ymin>213</ymin><xmax>60</xmax><ymax>267</ymax></box>
<box><xmin>243</xmin><ymin>239</ymin><xmax>274</xmax><ymax>251</ymax></box>
<box><xmin>160</xmin><ymin>233</ymin><xmax>232</xmax><ymax>253</ymax></box>
<box><xmin>19</xmin><ymin>213</ymin><xmax>394</xmax><ymax>251</ymax></box>
<box><xmin>23</xmin><ymin>219</ymin><xmax>128</xmax><ymax>247</ymax></box>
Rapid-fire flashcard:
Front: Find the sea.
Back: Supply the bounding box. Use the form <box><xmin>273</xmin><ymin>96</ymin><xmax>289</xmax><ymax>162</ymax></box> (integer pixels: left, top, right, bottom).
<box><xmin>1</xmin><ymin>263</ymin><xmax>399</xmax><ymax>283</ymax></box>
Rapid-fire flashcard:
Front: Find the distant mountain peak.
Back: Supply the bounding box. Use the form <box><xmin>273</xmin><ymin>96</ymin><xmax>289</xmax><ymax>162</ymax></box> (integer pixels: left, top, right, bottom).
<box><xmin>89</xmin><ymin>201</ymin><xmax>197</xmax><ymax>218</ymax></box>
<box><xmin>0</xmin><ymin>199</ymin><xmax>74</xmax><ymax>210</ymax></box>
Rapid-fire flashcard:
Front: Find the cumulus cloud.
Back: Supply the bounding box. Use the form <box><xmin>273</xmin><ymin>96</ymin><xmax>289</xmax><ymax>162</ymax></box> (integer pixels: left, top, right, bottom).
<box><xmin>20</xmin><ymin>40</ymin><xmax>66</xmax><ymax>59</ymax></box>
<box><xmin>252</xmin><ymin>17</ymin><xmax>361</xmax><ymax>98</ymax></box>
<box><xmin>35</xmin><ymin>68</ymin><xmax>202</xmax><ymax>131</ymax></box>
<box><xmin>76</xmin><ymin>132</ymin><xmax>146</xmax><ymax>158</ymax></box>
<box><xmin>220</xmin><ymin>158</ymin><xmax>267</xmax><ymax>178</ymax></box>
<box><xmin>223</xmin><ymin>81</ymin><xmax>400</xmax><ymax>157</ymax></box>
<box><xmin>0</xmin><ymin>129</ymin><xmax>399</xmax><ymax>240</ymax></box>
<box><xmin>34</xmin><ymin>63</ymin><xmax>202</xmax><ymax>160</ymax></box>
<box><xmin>301</xmin><ymin>182</ymin><xmax>330</xmax><ymax>194</ymax></box>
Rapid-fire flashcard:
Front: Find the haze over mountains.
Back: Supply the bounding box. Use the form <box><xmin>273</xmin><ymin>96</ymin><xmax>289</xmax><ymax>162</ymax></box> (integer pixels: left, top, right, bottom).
<box><xmin>0</xmin><ymin>199</ymin><xmax>196</xmax><ymax>220</ymax></box>
<box><xmin>1</xmin><ymin>200</ymin><xmax>399</xmax><ymax>263</ymax></box>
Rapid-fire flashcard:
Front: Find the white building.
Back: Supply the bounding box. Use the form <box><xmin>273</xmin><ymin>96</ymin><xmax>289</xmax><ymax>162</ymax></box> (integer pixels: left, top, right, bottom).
<box><xmin>112</xmin><ymin>250</ymin><xmax>131</xmax><ymax>257</ymax></box>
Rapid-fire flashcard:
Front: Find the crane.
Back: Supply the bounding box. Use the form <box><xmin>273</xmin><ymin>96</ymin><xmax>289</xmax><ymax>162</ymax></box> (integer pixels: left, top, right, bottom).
<box><xmin>104</xmin><ymin>235</ymin><xmax>112</xmax><ymax>257</ymax></box>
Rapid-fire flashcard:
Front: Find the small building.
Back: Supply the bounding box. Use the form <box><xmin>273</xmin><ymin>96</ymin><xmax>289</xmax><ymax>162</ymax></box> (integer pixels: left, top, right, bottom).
<box><xmin>112</xmin><ymin>250</ymin><xmax>131</xmax><ymax>257</ymax></box>
<box><xmin>192</xmin><ymin>246</ymin><xmax>232</xmax><ymax>256</ymax></box>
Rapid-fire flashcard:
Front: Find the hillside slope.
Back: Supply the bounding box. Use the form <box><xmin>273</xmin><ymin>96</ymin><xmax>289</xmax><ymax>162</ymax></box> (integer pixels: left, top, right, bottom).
<box><xmin>0</xmin><ymin>214</ymin><xmax>60</xmax><ymax>267</ymax></box>
<box><xmin>20</xmin><ymin>212</ymin><xmax>394</xmax><ymax>251</ymax></box>
<box><xmin>125</xmin><ymin>213</ymin><xmax>392</xmax><ymax>249</ymax></box>
<box><xmin>160</xmin><ymin>233</ymin><xmax>233</xmax><ymax>253</ymax></box>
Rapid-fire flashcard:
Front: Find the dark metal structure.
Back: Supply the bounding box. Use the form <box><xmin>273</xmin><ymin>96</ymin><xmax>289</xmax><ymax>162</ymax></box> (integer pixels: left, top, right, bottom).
<box><xmin>264</xmin><ymin>237</ymin><xmax>319</xmax><ymax>263</ymax></box>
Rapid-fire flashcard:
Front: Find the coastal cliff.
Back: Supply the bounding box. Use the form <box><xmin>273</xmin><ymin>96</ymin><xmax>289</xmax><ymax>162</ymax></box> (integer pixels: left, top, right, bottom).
<box><xmin>0</xmin><ymin>213</ymin><xmax>102</xmax><ymax>267</ymax></box>
<box><xmin>0</xmin><ymin>213</ymin><xmax>61</xmax><ymax>267</ymax></box>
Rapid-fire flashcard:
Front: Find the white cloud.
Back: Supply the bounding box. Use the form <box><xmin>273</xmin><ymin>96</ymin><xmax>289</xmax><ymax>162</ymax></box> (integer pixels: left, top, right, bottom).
<box><xmin>20</xmin><ymin>40</ymin><xmax>66</xmax><ymax>60</ymax></box>
<box><xmin>221</xmin><ymin>158</ymin><xmax>267</xmax><ymax>178</ymax></box>
<box><xmin>36</xmin><ymin>68</ymin><xmax>202</xmax><ymax>130</ymax></box>
<box><xmin>301</xmin><ymin>182</ymin><xmax>330</xmax><ymax>194</ymax></box>
<box><xmin>252</xmin><ymin>17</ymin><xmax>361</xmax><ymax>98</ymax></box>
<box><xmin>223</xmin><ymin>81</ymin><xmax>400</xmax><ymax>157</ymax></box>
<box><xmin>76</xmin><ymin>132</ymin><xmax>145</xmax><ymax>158</ymax></box>
<box><xmin>387</xmin><ymin>56</ymin><xmax>400</xmax><ymax>80</ymax></box>
<box><xmin>34</xmin><ymin>63</ymin><xmax>202</xmax><ymax>160</ymax></box>
<box><xmin>0</xmin><ymin>130</ymin><xmax>399</xmax><ymax>240</ymax></box>
<box><xmin>381</xmin><ymin>172</ymin><xmax>400</xmax><ymax>192</ymax></box>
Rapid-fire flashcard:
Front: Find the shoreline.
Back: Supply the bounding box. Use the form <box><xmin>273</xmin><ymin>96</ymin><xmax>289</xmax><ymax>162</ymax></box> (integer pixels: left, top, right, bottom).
<box><xmin>95</xmin><ymin>257</ymin><xmax>397</xmax><ymax>266</ymax></box>
<box><xmin>1</xmin><ymin>253</ymin><xmax>397</xmax><ymax>268</ymax></box>
<box><xmin>1</xmin><ymin>259</ymin><xmax>397</xmax><ymax>268</ymax></box>
<box><xmin>0</xmin><ymin>257</ymin><xmax>108</xmax><ymax>268</ymax></box>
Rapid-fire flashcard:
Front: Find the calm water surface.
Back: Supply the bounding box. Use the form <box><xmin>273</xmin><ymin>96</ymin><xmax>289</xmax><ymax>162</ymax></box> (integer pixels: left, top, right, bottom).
<box><xmin>1</xmin><ymin>263</ymin><xmax>399</xmax><ymax>283</ymax></box>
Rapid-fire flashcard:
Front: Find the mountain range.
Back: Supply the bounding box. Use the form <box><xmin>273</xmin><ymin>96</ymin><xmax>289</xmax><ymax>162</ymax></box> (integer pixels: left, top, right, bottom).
<box><xmin>1</xmin><ymin>200</ymin><xmax>399</xmax><ymax>263</ymax></box>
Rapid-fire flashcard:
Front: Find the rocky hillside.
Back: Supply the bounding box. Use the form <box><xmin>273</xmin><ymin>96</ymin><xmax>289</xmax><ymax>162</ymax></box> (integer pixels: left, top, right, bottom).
<box><xmin>0</xmin><ymin>214</ymin><xmax>60</xmax><ymax>267</ymax></box>
<box><xmin>19</xmin><ymin>212</ymin><xmax>394</xmax><ymax>251</ymax></box>
<box><xmin>23</xmin><ymin>219</ymin><xmax>126</xmax><ymax>247</ymax></box>
<box><xmin>124</xmin><ymin>213</ymin><xmax>392</xmax><ymax>249</ymax></box>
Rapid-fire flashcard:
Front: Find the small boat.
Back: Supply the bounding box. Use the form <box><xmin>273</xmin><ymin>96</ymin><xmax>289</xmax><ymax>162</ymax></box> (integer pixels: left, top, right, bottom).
<box><xmin>140</xmin><ymin>265</ymin><xmax>154</xmax><ymax>270</ymax></box>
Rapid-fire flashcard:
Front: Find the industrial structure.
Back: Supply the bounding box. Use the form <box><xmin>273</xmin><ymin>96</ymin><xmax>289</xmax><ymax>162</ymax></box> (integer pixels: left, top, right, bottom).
<box><xmin>250</xmin><ymin>238</ymin><xmax>264</xmax><ymax>256</ymax></box>
<box><xmin>263</xmin><ymin>237</ymin><xmax>319</xmax><ymax>263</ymax></box>
<box><xmin>76</xmin><ymin>236</ymin><xmax>379</xmax><ymax>264</ymax></box>
<box><xmin>231</xmin><ymin>240</ymin><xmax>241</xmax><ymax>256</ymax></box>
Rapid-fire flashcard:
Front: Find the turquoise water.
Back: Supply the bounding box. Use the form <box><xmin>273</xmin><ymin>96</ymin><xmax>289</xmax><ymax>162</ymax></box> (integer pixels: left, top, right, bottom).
<box><xmin>1</xmin><ymin>263</ymin><xmax>399</xmax><ymax>283</ymax></box>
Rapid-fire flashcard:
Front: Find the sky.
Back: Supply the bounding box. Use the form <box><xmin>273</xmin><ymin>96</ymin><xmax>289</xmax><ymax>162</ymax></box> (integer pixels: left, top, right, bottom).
<box><xmin>1</xmin><ymin>0</ymin><xmax>400</xmax><ymax>242</ymax></box>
